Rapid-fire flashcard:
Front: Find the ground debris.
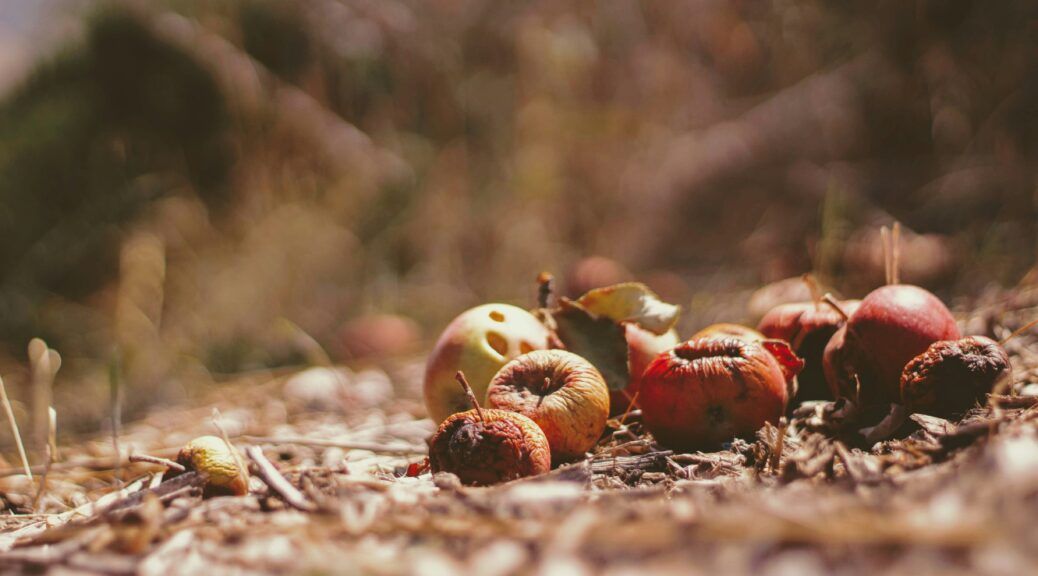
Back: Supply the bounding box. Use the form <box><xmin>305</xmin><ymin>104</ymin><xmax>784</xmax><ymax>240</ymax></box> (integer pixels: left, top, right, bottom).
<box><xmin>3</xmin><ymin>303</ymin><xmax>1038</xmax><ymax>575</ymax></box>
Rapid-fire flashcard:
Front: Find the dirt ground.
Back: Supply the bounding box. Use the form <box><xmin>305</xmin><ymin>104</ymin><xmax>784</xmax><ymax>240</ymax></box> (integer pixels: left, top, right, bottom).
<box><xmin>2</xmin><ymin>286</ymin><xmax>1038</xmax><ymax>576</ymax></box>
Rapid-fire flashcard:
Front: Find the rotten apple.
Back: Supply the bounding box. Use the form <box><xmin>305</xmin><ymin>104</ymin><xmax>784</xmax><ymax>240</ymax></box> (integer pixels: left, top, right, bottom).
<box><xmin>639</xmin><ymin>337</ymin><xmax>794</xmax><ymax>451</ymax></box>
<box><xmin>758</xmin><ymin>299</ymin><xmax>861</xmax><ymax>401</ymax></box>
<box><xmin>609</xmin><ymin>324</ymin><xmax>681</xmax><ymax>415</ymax></box>
<box><xmin>486</xmin><ymin>349</ymin><xmax>610</xmax><ymax>463</ymax></box>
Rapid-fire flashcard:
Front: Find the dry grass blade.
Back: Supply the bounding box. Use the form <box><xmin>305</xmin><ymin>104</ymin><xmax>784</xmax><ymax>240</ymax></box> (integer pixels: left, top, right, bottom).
<box><xmin>211</xmin><ymin>408</ymin><xmax>249</xmax><ymax>486</ymax></box>
<box><xmin>0</xmin><ymin>374</ymin><xmax>33</xmax><ymax>480</ymax></box>
<box><xmin>240</xmin><ymin>435</ymin><xmax>426</xmax><ymax>455</ymax></box>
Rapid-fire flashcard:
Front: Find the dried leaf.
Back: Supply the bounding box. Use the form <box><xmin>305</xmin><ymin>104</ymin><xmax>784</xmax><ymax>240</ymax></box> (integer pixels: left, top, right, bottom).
<box><xmin>553</xmin><ymin>300</ymin><xmax>629</xmax><ymax>391</ymax></box>
<box><xmin>575</xmin><ymin>282</ymin><xmax>680</xmax><ymax>335</ymax></box>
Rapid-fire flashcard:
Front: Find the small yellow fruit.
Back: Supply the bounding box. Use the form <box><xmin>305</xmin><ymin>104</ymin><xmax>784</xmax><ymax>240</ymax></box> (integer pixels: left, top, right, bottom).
<box><xmin>176</xmin><ymin>435</ymin><xmax>249</xmax><ymax>497</ymax></box>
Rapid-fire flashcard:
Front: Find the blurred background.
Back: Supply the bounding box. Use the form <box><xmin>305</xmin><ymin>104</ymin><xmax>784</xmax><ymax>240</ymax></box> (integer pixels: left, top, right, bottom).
<box><xmin>0</xmin><ymin>0</ymin><xmax>1036</xmax><ymax>435</ymax></box>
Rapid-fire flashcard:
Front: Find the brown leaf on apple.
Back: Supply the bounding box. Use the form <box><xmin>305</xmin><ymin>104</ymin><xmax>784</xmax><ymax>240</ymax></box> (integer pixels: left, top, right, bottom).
<box><xmin>575</xmin><ymin>282</ymin><xmax>681</xmax><ymax>335</ymax></box>
<box><xmin>552</xmin><ymin>299</ymin><xmax>630</xmax><ymax>392</ymax></box>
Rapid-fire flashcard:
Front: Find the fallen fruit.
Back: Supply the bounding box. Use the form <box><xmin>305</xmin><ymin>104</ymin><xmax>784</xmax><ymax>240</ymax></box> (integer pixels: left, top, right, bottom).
<box><xmin>428</xmin><ymin>373</ymin><xmax>551</xmax><ymax>485</ymax></box>
<box><xmin>823</xmin><ymin>285</ymin><xmax>960</xmax><ymax>405</ymax></box>
<box><xmin>758</xmin><ymin>299</ymin><xmax>861</xmax><ymax>401</ymax></box>
<box><xmin>423</xmin><ymin>304</ymin><xmax>551</xmax><ymax>423</ymax></box>
<box><xmin>486</xmin><ymin>349</ymin><xmax>610</xmax><ymax>462</ymax></box>
<box><xmin>639</xmin><ymin>337</ymin><xmax>792</xmax><ymax>450</ymax></box>
<box><xmin>610</xmin><ymin>324</ymin><xmax>681</xmax><ymax>415</ymax></box>
<box><xmin>175</xmin><ymin>435</ymin><xmax>249</xmax><ymax>497</ymax></box>
<box><xmin>901</xmin><ymin>336</ymin><xmax>1011</xmax><ymax>417</ymax></box>
<box><xmin>692</xmin><ymin>323</ymin><xmax>765</xmax><ymax>342</ymax></box>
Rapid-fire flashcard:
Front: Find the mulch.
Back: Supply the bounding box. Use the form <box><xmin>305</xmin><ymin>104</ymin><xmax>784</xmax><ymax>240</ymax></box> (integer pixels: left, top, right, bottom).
<box><xmin>2</xmin><ymin>288</ymin><xmax>1038</xmax><ymax>575</ymax></box>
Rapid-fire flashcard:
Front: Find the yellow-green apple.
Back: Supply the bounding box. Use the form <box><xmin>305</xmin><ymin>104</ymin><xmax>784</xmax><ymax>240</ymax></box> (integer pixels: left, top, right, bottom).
<box><xmin>423</xmin><ymin>304</ymin><xmax>550</xmax><ymax>423</ymax></box>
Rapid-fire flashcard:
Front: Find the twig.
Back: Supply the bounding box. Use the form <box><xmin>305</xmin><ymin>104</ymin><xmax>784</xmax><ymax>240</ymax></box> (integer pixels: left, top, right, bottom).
<box><xmin>1000</xmin><ymin>316</ymin><xmax>1038</xmax><ymax>346</ymax></box>
<box><xmin>891</xmin><ymin>221</ymin><xmax>901</xmax><ymax>285</ymax></box>
<box><xmin>456</xmin><ymin>371</ymin><xmax>485</xmax><ymax>421</ymax></box>
<box><xmin>31</xmin><ymin>444</ymin><xmax>53</xmax><ymax>512</ymax></box>
<box><xmin>211</xmin><ymin>408</ymin><xmax>249</xmax><ymax>488</ymax></box>
<box><xmin>47</xmin><ymin>407</ymin><xmax>59</xmax><ymax>462</ymax></box>
<box><xmin>0</xmin><ymin>374</ymin><xmax>32</xmax><ymax>480</ymax></box>
<box><xmin>0</xmin><ymin>447</ymin><xmax>181</xmax><ymax>478</ymax></box>
<box><xmin>821</xmin><ymin>293</ymin><xmax>850</xmax><ymax>322</ymax></box>
<box><xmin>245</xmin><ymin>445</ymin><xmax>316</xmax><ymax>512</ymax></box>
<box><xmin>537</xmin><ymin>272</ymin><xmax>555</xmax><ymax>308</ymax></box>
<box><xmin>618</xmin><ymin>391</ymin><xmax>641</xmax><ymax>427</ymax></box>
<box><xmin>769</xmin><ymin>418</ymin><xmax>788</xmax><ymax>473</ymax></box>
<box><xmin>239</xmin><ymin>435</ymin><xmax>426</xmax><ymax>455</ymax></box>
<box><xmin>881</xmin><ymin>225</ymin><xmax>891</xmax><ymax>286</ymax></box>
<box><xmin>108</xmin><ymin>352</ymin><xmax>123</xmax><ymax>486</ymax></box>
<box><xmin>28</xmin><ymin>339</ymin><xmax>59</xmax><ymax>451</ymax></box>
<box><xmin>129</xmin><ymin>454</ymin><xmax>186</xmax><ymax>473</ymax></box>
<box><xmin>802</xmin><ymin>273</ymin><xmax>822</xmax><ymax>307</ymax></box>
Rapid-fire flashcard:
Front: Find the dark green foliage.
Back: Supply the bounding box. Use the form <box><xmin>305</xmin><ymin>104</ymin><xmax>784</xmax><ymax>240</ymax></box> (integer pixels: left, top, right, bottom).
<box><xmin>0</xmin><ymin>6</ymin><xmax>232</xmax><ymax>351</ymax></box>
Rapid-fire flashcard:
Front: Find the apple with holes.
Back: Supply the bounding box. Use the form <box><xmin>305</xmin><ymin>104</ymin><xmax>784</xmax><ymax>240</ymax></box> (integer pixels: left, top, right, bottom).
<box><xmin>639</xmin><ymin>337</ymin><xmax>800</xmax><ymax>450</ymax></box>
<box><xmin>609</xmin><ymin>324</ymin><xmax>681</xmax><ymax>415</ymax></box>
<box><xmin>423</xmin><ymin>304</ymin><xmax>551</xmax><ymax>423</ymax></box>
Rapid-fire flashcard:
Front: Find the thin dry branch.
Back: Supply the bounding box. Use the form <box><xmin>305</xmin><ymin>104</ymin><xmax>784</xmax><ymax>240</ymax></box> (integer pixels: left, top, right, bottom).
<box><xmin>245</xmin><ymin>445</ymin><xmax>316</xmax><ymax>512</ymax></box>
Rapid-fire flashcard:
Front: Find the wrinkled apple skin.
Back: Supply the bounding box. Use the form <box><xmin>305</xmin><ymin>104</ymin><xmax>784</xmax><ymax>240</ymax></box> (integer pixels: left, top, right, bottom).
<box><xmin>823</xmin><ymin>285</ymin><xmax>960</xmax><ymax>405</ymax></box>
<box><xmin>640</xmin><ymin>337</ymin><xmax>789</xmax><ymax>451</ymax></box>
<box><xmin>423</xmin><ymin>304</ymin><xmax>551</xmax><ymax>423</ymax></box>
<box><xmin>487</xmin><ymin>349</ymin><xmax>610</xmax><ymax>463</ymax></box>
<box><xmin>428</xmin><ymin>408</ymin><xmax>551</xmax><ymax>486</ymax></box>
<box><xmin>758</xmin><ymin>300</ymin><xmax>860</xmax><ymax>401</ymax></box>
<box><xmin>610</xmin><ymin>325</ymin><xmax>681</xmax><ymax>415</ymax></box>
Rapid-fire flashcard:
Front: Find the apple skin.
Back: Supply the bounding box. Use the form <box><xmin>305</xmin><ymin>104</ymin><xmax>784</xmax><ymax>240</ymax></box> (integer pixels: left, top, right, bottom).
<box><xmin>428</xmin><ymin>408</ymin><xmax>551</xmax><ymax>486</ymax></box>
<box><xmin>487</xmin><ymin>349</ymin><xmax>610</xmax><ymax>463</ymax></box>
<box><xmin>758</xmin><ymin>300</ymin><xmax>861</xmax><ymax>401</ymax></box>
<box><xmin>823</xmin><ymin>285</ymin><xmax>960</xmax><ymax>406</ymax></box>
<box><xmin>639</xmin><ymin>337</ymin><xmax>789</xmax><ymax>451</ymax></box>
<box><xmin>609</xmin><ymin>325</ymin><xmax>681</xmax><ymax>415</ymax></box>
<box><xmin>423</xmin><ymin>304</ymin><xmax>551</xmax><ymax>423</ymax></box>
<box><xmin>692</xmin><ymin>323</ymin><xmax>764</xmax><ymax>342</ymax></box>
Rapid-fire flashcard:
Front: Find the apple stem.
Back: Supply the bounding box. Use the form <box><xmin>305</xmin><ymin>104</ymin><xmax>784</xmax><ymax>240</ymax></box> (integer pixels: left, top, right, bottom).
<box><xmin>455</xmin><ymin>371</ymin><xmax>485</xmax><ymax>422</ymax></box>
<box><xmin>881</xmin><ymin>225</ymin><xmax>892</xmax><ymax>286</ymax></box>
<box><xmin>821</xmin><ymin>293</ymin><xmax>850</xmax><ymax>322</ymax></box>
<box><xmin>802</xmin><ymin>273</ymin><xmax>823</xmax><ymax>309</ymax></box>
<box><xmin>891</xmin><ymin>221</ymin><xmax>901</xmax><ymax>285</ymax></box>
<box><xmin>536</xmin><ymin>272</ymin><xmax>555</xmax><ymax>309</ymax></box>
<box><xmin>535</xmin><ymin>377</ymin><xmax>552</xmax><ymax>408</ymax></box>
<box><xmin>1000</xmin><ymin>316</ymin><xmax>1038</xmax><ymax>346</ymax></box>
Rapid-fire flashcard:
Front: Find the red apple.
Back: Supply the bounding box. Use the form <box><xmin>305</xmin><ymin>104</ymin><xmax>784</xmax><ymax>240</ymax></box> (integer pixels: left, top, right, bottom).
<box><xmin>609</xmin><ymin>324</ymin><xmax>681</xmax><ymax>415</ymax></box>
<box><xmin>423</xmin><ymin>304</ymin><xmax>551</xmax><ymax>423</ymax></box>
<box><xmin>639</xmin><ymin>337</ymin><xmax>791</xmax><ymax>450</ymax></box>
<box><xmin>758</xmin><ymin>299</ymin><xmax>861</xmax><ymax>401</ymax></box>
<box><xmin>823</xmin><ymin>285</ymin><xmax>960</xmax><ymax>406</ymax></box>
